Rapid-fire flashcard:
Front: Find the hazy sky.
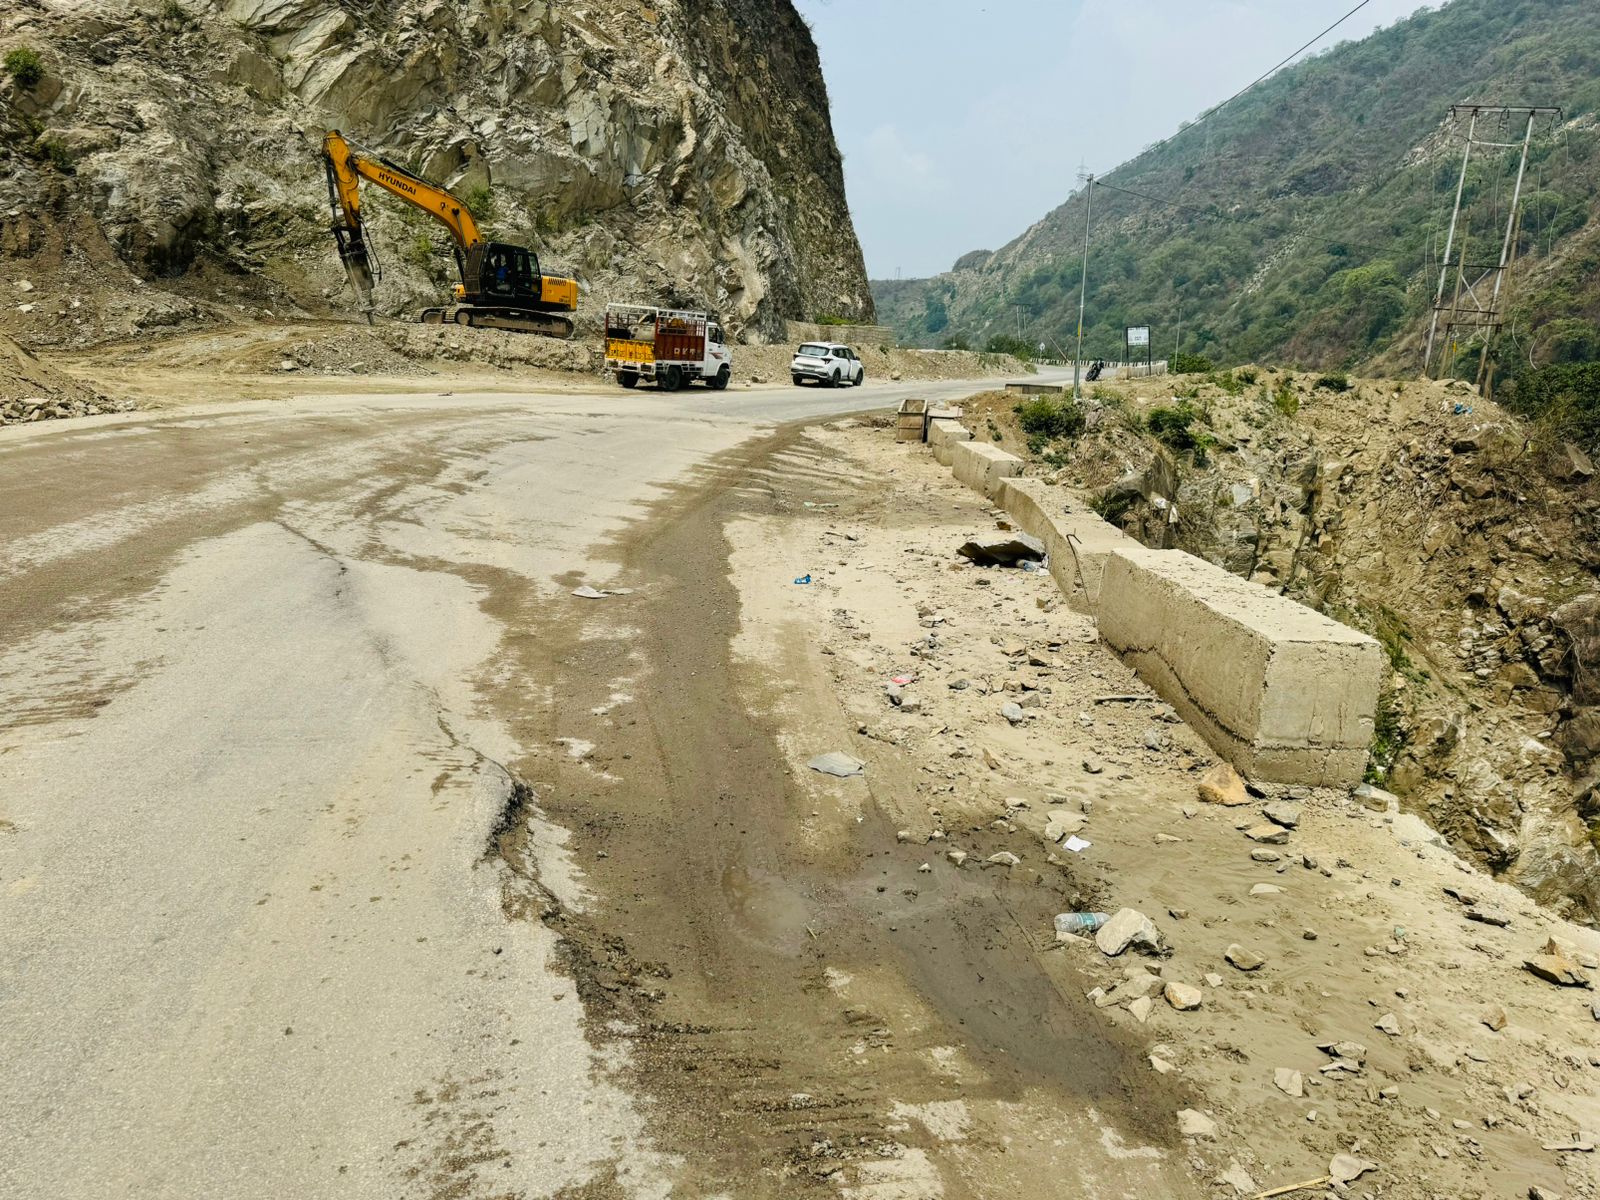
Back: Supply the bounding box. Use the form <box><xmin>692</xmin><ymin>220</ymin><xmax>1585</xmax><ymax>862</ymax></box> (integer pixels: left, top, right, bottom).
<box><xmin>795</xmin><ymin>0</ymin><xmax>1432</xmax><ymax>279</ymax></box>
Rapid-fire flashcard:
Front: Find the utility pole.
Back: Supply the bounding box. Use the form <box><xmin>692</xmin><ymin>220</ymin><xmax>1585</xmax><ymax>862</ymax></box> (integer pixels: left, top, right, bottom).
<box><xmin>1424</xmin><ymin>104</ymin><xmax>1561</xmax><ymax>385</ymax></box>
<box><xmin>1073</xmin><ymin>173</ymin><xmax>1094</xmax><ymax>401</ymax></box>
<box><xmin>1477</xmin><ymin>110</ymin><xmax>1537</xmax><ymax>392</ymax></box>
<box><xmin>1424</xmin><ymin>109</ymin><xmax>1477</xmax><ymax>377</ymax></box>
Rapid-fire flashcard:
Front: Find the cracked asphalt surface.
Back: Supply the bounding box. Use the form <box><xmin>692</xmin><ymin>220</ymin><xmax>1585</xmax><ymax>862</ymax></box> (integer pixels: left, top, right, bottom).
<box><xmin>0</xmin><ymin>375</ymin><xmax>1043</xmax><ymax>1199</ymax></box>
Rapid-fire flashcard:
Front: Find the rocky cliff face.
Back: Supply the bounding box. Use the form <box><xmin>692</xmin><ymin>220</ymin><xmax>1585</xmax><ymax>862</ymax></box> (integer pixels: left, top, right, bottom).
<box><xmin>0</xmin><ymin>0</ymin><xmax>872</xmax><ymax>347</ymax></box>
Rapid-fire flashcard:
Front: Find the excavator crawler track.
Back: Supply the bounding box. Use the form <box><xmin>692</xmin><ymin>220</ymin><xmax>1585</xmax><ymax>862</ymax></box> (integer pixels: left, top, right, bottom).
<box><xmin>418</xmin><ymin>306</ymin><xmax>575</xmax><ymax>340</ymax></box>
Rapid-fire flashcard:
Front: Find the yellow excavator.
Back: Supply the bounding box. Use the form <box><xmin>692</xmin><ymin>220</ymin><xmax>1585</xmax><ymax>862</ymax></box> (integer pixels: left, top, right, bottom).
<box><xmin>321</xmin><ymin>129</ymin><xmax>579</xmax><ymax>338</ymax></box>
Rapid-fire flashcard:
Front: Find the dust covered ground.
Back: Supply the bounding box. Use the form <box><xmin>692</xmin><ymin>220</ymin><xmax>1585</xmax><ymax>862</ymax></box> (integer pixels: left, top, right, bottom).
<box><xmin>557</xmin><ymin>414</ymin><xmax>1600</xmax><ymax>1197</ymax></box>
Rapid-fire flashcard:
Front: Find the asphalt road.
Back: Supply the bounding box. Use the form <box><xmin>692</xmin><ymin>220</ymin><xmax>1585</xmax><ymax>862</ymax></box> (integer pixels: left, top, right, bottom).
<box><xmin>0</xmin><ymin>371</ymin><xmax>1056</xmax><ymax>1199</ymax></box>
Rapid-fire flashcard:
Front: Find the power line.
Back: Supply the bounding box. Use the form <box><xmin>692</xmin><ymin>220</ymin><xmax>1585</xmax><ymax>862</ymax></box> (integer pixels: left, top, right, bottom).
<box><xmin>1191</xmin><ymin>0</ymin><xmax>1377</xmax><ymax>132</ymax></box>
<box><xmin>1090</xmin><ymin>179</ymin><xmax>1218</xmax><ymax>219</ymax></box>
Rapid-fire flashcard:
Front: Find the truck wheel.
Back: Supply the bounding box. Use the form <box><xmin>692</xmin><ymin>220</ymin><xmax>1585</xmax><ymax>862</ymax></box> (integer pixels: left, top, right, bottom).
<box><xmin>709</xmin><ymin>366</ymin><xmax>730</xmax><ymax>391</ymax></box>
<box><xmin>661</xmin><ymin>365</ymin><xmax>683</xmax><ymax>392</ymax></box>
<box><xmin>618</xmin><ymin>372</ymin><xmax>638</xmax><ymax>389</ymax></box>
<box><xmin>829</xmin><ymin>369</ymin><xmax>840</xmax><ymax>388</ymax></box>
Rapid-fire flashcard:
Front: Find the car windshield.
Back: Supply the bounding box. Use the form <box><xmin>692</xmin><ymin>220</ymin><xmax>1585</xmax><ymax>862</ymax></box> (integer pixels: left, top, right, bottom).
<box><xmin>797</xmin><ymin>344</ymin><xmax>831</xmax><ymax>358</ymax></box>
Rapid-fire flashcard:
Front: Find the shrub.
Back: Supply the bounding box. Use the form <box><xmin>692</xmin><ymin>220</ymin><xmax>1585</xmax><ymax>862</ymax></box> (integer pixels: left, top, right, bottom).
<box><xmin>5</xmin><ymin>47</ymin><xmax>43</xmax><ymax>89</ymax></box>
<box><xmin>159</xmin><ymin>0</ymin><xmax>196</xmax><ymax>25</ymax></box>
<box><xmin>1014</xmin><ymin>396</ymin><xmax>1086</xmax><ymax>440</ymax></box>
<box><xmin>461</xmin><ymin>183</ymin><xmax>495</xmax><ymax>220</ymax></box>
<box><xmin>985</xmin><ymin>333</ymin><xmax>1035</xmax><ymax>360</ymax></box>
<box><xmin>1503</xmin><ymin>361</ymin><xmax>1600</xmax><ymax>450</ymax></box>
<box><xmin>1237</xmin><ymin>367</ymin><xmax>1259</xmax><ymax>385</ymax></box>
<box><xmin>814</xmin><ymin>314</ymin><xmax>851</xmax><ymax>326</ymax></box>
<box><xmin>1272</xmin><ymin>379</ymin><xmax>1299</xmax><ymax>417</ymax></box>
<box><xmin>44</xmin><ymin>137</ymin><xmax>73</xmax><ymax>169</ymax></box>
<box><xmin>1366</xmin><ymin>688</ymin><xmax>1406</xmax><ymax>784</ymax></box>
<box><xmin>1171</xmin><ymin>350</ymin><xmax>1213</xmax><ymax>374</ymax></box>
<box><xmin>1090</xmin><ymin>489</ymin><xmax>1138</xmax><ymax>524</ymax></box>
<box><xmin>404</xmin><ymin>233</ymin><xmax>434</xmax><ymax>269</ymax></box>
<box><xmin>1315</xmin><ymin>373</ymin><xmax>1352</xmax><ymax>392</ymax></box>
<box><xmin>1210</xmin><ymin>369</ymin><xmax>1246</xmax><ymax>396</ymax></box>
<box><xmin>1145</xmin><ymin>400</ymin><xmax>1212</xmax><ymax>454</ymax></box>
<box><xmin>941</xmin><ymin>333</ymin><xmax>972</xmax><ymax>351</ymax></box>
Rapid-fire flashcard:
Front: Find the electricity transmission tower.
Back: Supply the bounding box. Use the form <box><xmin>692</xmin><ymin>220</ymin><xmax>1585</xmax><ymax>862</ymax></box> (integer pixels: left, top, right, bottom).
<box><xmin>1423</xmin><ymin>103</ymin><xmax>1563</xmax><ymax>393</ymax></box>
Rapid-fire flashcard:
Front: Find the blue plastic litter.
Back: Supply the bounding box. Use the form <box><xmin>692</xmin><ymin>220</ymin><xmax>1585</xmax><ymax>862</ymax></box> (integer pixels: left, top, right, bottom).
<box><xmin>793</xmin><ymin>574</ymin><xmax>812</xmax><ymax>585</ymax></box>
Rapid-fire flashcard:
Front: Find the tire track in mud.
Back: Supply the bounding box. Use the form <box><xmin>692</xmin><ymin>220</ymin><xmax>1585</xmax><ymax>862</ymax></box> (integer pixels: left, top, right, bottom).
<box><xmin>483</xmin><ymin>424</ymin><xmax>1187</xmax><ymax>1197</ymax></box>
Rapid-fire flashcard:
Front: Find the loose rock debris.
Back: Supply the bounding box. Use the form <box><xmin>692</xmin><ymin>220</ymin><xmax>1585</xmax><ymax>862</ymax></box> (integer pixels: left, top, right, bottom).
<box><xmin>742</xmin><ymin>418</ymin><xmax>1600</xmax><ymax>1197</ymax></box>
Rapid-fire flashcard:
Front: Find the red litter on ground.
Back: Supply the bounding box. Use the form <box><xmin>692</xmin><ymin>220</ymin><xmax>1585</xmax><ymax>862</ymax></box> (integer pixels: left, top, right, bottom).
<box><xmin>890</xmin><ymin>674</ymin><xmax>914</xmax><ymax>686</ymax></box>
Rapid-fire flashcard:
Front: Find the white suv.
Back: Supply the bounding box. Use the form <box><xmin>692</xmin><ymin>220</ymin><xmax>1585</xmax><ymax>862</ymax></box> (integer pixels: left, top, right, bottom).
<box><xmin>791</xmin><ymin>342</ymin><xmax>864</xmax><ymax>388</ymax></box>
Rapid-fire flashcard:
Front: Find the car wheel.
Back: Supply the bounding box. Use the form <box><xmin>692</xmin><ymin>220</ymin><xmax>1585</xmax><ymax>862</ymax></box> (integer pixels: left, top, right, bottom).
<box><xmin>829</xmin><ymin>369</ymin><xmax>840</xmax><ymax>388</ymax></box>
<box><xmin>852</xmin><ymin>370</ymin><xmax>864</xmax><ymax>387</ymax></box>
<box><xmin>792</xmin><ymin>375</ymin><xmax>804</xmax><ymax>386</ymax></box>
<box><xmin>618</xmin><ymin>372</ymin><xmax>638</xmax><ymax>389</ymax></box>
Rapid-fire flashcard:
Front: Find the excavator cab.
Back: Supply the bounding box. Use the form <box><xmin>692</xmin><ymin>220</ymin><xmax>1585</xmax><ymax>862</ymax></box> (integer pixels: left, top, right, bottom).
<box><xmin>464</xmin><ymin>242</ymin><xmax>542</xmax><ymax>305</ymax></box>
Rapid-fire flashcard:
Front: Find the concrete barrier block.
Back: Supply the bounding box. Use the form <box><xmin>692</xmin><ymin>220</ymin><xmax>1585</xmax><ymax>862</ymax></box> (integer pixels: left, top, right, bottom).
<box><xmin>1098</xmin><ymin>546</ymin><xmax>1382</xmax><ymax>787</ymax></box>
<box><xmin>927</xmin><ymin>418</ymin><xmax>972</xmax><ymax>466</ymax></box>
<box><xmin>997</xmin><ymin>477</ymin><xmax>1137</xmax><ymax>612</ymax></box>
<box><xmin>950</xmin><ymin>440</ymin><xmax>1023</xmax><ymax>498</ymax></box>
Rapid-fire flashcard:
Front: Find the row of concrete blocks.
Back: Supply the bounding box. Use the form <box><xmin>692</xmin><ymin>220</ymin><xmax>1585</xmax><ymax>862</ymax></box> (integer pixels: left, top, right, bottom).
<box><xmin>926</xmin><ymin>417</ymin><xmax>1382</xmax><ymax>787</ymax></box>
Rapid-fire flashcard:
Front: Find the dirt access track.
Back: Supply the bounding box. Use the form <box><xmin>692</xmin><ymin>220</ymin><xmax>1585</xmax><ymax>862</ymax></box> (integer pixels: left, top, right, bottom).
<box><xmin>2</xmin><ymin>370</ymin><xmax>1598</xmax><ymax>1199</ymax></box>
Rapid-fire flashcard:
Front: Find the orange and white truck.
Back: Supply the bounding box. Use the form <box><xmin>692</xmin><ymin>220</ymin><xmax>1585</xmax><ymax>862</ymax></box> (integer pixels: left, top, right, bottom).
<box><xmin>604</xmin><ymin>304</ymin><xmax>732</xmax><ymax>391</ymax></box>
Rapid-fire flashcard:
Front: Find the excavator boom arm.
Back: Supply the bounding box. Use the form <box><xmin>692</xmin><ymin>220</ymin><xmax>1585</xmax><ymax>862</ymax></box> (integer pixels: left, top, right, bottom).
<box><xmin>323</xmin><ymin>130</ymin><xmax>483</xmax><ymax>249</ymax></box>
<box><xmin>322</xmin><ymin>129</ymin><xmax>484</xmax><ymax>317</ymax></box>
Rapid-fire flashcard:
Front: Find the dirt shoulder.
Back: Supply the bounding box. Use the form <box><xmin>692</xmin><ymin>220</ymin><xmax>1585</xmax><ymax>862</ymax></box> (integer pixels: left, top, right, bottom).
<box><xmin>705</xmin><ymin>417</ymin><xmax>1600</xmax><ymax>1197</ymax></box>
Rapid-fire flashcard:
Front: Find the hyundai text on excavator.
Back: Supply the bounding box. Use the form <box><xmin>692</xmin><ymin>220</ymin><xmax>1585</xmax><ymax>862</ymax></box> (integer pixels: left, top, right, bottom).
<box><xmin>321</xmin><ymin>129</ymin><xmax>579</xmax><ymax>338</ymax></box>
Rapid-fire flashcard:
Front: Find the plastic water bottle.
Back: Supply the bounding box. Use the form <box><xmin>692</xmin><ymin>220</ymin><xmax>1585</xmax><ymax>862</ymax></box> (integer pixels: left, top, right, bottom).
<box><xmin>1054</xmin><ymin>911</ymin><xmax>1110</xmax><ymax>936</ymax></box>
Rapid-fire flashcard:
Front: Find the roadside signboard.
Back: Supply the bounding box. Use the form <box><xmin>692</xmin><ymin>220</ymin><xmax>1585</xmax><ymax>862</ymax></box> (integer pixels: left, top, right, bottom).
<box><xmin>1126</xmin><ymin>326</ymin><xmax>1151</xmax><ymax>348</ymax></box>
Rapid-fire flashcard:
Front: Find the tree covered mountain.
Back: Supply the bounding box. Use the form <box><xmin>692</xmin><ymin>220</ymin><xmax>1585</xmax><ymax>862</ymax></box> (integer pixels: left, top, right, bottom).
<box><xmin>874</xmin><ymin>0</ymin><xmax>1600</xmax><ymax>382</ymax></box>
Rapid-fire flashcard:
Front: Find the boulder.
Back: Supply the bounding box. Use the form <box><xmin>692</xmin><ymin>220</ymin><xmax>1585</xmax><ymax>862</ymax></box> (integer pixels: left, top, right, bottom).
<box><xmin>1164</xmin><ymin>981</ymin><xmax>1203</xmax><ymax>1011</ymax></box>
<box><xmin>1354</xmin><ymin>781</ymin><xmax>1398</xmax><ymax>812</ymax></box>
<box><xmin>1524</xmin><ymin>953</ymin><xmax>1588</xmax><ymax>987</ymax></box>
<box><xmin>1244</xmin><ymin>823</ymin><xmax>1290</xmax><ymax>845</ymax></box>
<box><xmin>1095</xmin><ymin>907</ymin><xmax>1162</xmax><ymax>957</ymax></box>
<box><xmin>1224</xmin><ymin>944</ymin><xmax>1264</xmax><ymax>971</ymax></box>
<box><xmin>1553</xmin><ymin>596</ymin><xmax>1600</xmax><ymax>705</ymax></box>
<box><xmin>1177</xmin><ymin>1109</ymin><xmax>1217</xmax><ymax>1140</ymax></box>
<box><xmin>1262</xmin><ymin>800</ymin><xmax>1301</xmax><ymax>828</ymax></box>
<box><xmin>1551</xmin><ymin>441</ymin><xmax>1595</xmax><ymax>481</ymax></box>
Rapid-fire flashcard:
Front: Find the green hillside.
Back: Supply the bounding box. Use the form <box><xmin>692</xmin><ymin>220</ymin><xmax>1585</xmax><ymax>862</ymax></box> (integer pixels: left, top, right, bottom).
<box><xmin>874</xmin><ymin>0</ymin><xmax>1600</xmax><ymax>386</ymax></box>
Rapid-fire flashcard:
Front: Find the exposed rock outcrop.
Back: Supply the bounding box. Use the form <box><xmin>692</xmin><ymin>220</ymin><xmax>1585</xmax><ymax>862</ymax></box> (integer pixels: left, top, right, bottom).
<box><xmin>972</xmin><ymin>372</ymin><xmax>1600</xmax><ymax>924</ymax></box>
<box><xmin>0</xmin><ymin>0</ymin><xmax>872</xmax><ymax>347</ymax></box>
